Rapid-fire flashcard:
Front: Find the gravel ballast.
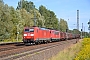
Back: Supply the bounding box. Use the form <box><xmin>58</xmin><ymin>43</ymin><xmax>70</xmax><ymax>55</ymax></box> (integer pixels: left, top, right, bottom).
<box><xmin>16</xmin><ymin>39</ymin><xmax>78</xmax><ymax>60</ymax></box>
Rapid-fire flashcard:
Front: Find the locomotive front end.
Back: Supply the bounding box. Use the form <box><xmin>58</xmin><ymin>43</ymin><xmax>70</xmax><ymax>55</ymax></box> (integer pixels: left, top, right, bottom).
<box><xmin>23</xmin><ymin>27</ymin><xmax>34</xmax><ymax>43</ymax></box>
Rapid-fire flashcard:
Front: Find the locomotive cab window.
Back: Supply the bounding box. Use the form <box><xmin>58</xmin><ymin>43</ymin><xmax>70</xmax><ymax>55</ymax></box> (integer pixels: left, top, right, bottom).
<box><xmin>24</xmin><ymin>29</ymin><xmax>29</xmax><ymax>32</ymax></box>
<box><xmin>55</xmin><ymin>32</ymin><xmax>59</xmax><ymax>35</ymax></box>
<box><xmin>30</xmin><ymin>29</ymin><xmax>34</xmax><ymax>32</ymax></box>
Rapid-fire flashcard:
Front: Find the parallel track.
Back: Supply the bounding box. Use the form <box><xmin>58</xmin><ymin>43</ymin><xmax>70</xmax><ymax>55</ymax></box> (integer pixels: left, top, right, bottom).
<box><xmin>0</xmin><ymin>39</ymin><xmax>78</xmax><ymax>60</ymax></box>
<box><xmin>0</xmin><ymin>42</ymin><xmax>24</xmax><ymax>52</ymax></box>
<box><xmin>0</xmin><ymin>42</ymin><xmax>23</xmax><ymax>46</ymax></box>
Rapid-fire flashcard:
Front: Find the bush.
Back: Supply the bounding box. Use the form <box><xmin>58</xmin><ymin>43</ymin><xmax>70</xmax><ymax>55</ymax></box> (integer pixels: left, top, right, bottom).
<box><xmin>74</xmin><ymin>38</ymin><xmax>90</xmax><ymax>60</ymax></box>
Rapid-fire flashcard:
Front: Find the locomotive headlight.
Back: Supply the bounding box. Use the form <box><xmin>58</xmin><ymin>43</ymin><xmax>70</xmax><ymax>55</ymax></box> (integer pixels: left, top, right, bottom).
<box><xmin>31</xmin><ymin>34</ymin><xmax>34</xmax><ymax>36</ymax></box>
<box><xmin>24</xmin><ymin>34</ymin><xmax>27</xmax><ymax>36</ymax></box>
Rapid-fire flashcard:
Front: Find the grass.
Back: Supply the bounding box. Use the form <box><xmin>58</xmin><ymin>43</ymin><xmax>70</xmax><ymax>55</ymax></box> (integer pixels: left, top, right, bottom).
<box><xmin>49</xmin><ymin>40</ymin><xmax>82</xmax><ymax>60</ymax></box>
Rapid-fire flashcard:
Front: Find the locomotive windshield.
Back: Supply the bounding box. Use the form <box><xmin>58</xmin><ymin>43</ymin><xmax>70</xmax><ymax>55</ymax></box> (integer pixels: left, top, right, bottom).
<box><xmin>24</xmin><ymin>29</ymin><xmax>34</xmax><ymax>32</ymax></box>
<box><xmin>24</xmin><ymin>29</ymin><xmax>29</xmax><ymax>32</ymax></box>
<box><xmin>29</xmin><ymin>29</ymin><xmax>34</xmax><ymax>32</ymax></box>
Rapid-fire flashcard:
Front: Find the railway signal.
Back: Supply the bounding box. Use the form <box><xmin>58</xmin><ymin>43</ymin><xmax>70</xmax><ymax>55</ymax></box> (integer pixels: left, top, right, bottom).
<box><xmin>66</xmin><ymin>29</ymin><xmax>68</xmax><ymax>32</ymax></box>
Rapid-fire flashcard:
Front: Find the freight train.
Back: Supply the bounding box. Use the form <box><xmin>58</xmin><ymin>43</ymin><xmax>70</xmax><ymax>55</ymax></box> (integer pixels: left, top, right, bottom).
<box><xmin>23</xmin><ymin>26</ymin><xmax>80</xmax><ymax>44</ymax></box>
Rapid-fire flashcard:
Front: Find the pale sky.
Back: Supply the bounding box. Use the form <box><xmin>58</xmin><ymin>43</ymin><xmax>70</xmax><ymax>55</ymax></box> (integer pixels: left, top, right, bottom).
<box><xmin>4</xmin><ymin>0</ymin><xmax>90</xmax><ymax>32</ymax></box>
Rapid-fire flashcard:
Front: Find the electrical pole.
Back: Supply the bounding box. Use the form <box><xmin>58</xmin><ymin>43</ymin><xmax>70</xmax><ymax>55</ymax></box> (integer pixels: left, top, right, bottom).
<box><xmin>34</xmin><ymin>8</ymin><xmax>36</xmax><ymax>26</ymax></box>
<box><xmin>59</xmin><ymin>18</ymin><xmax>61</xmax><ymax>31</ymax></box>
<box><xmin>32</xmin><ymin>5</ymin><xmax>37</xmax><ymax>26</ymax></box>
<box><xmin>82</xmin><ymin>23</ymin><xmax>83</xmax><ymax>38</ymax></box>
<box><xmin>84</xmin><ymin>27</ymin><xmax>86</xmax><ymax>37</ymax></box>
<box><xmin>73</xmin><ymin>24</ymin><xmax>76</xmax><ymax>34</ymax></box>
<box><xmin>20</xmin><ymin>0</ymin><xmax>22</xmax><ymax>9</ymax></box>
<box><xmin>77</xmin><ymin>10</ymin><xmax>79</xmax><ymax>31</ymax></box>
<box><xmin>88</xmin><ymin>19</ymin><xmax>90</xmax><ymax>37</ymax></box>
<box><xmin>81</xmin><ymin>23</ymin><xmax>83</xmax><ymax>39</ymax></box>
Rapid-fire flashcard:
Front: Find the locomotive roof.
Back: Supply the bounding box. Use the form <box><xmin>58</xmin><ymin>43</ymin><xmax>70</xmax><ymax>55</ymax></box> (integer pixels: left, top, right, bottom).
<box><xmin>39</xmin><ymin>27</ymin><xmax>50</xmax><ymax>30</ymax></box>
<box><xmin>24</xmin><ymin>26</ymin><xmax>59</xmax><ymax>31</ymax></box>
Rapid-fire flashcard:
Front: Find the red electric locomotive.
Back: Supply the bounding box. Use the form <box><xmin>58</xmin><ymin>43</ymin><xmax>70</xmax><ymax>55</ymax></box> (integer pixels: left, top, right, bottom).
<box><xmin>50</xmin><ymin>30</ymin><xmax>60</xmax><ymax>41</ymax></box>
<box><xmin>23</xmin><ymin>26</ymin><xmax>51</xmax><ymax>44</ymax></box>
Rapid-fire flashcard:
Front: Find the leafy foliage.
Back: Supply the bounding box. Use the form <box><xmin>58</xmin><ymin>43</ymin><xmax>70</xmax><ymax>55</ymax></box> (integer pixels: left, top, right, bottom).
<box><xmin>0</xmin><ymin>0</ymin><xmax>89</xmax><ymax>41</ymax></box>
<box><xmin>39</xmin><ymin>5</ymin><xmax>59</xmax><ymax>29</ymax></box>
<box><xmin>74</xmin><ymin>38</ymin><xmax>90</xmax><ymax>60</ymax></box>
<box><xmin>59</xmin><ymin>18</ymin><xmax>68</xmax><ymax>32</ymax></box>
<box><xmin>16</xmin><ymin>0</ymin><xmax>35</xmax><ymax>12</ymax></box>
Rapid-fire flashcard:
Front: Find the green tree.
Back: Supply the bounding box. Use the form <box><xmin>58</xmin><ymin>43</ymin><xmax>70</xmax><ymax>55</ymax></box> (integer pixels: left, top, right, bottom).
<box><xmin>59</xmin><ymin>18</ymin><xmax>68</xmax><ymax>32</ymax></box>
<box><xmin>72</xmin><ymin>29</ymin><xmax>80</xmax><ymax>34</ymax></box>
<box><xmin>16</xmin><ymin>0</ymin><xmax>35</xmax><ymax>12</ymax></box>
<box><xmin>0</xmin><ymin>4</ymin><xmax>14</xmax><ymax>39</ymax></box>
<box><xmin>39</xmin><ymin>5</ymin><xmax>59</xmax><ymax>29</ymax></box>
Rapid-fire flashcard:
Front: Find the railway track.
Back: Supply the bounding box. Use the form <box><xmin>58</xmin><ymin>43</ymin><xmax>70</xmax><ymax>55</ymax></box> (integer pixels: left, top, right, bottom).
<box><xmin>0</xmin><ymin>42</ymin><xmax>24</xmax><ymax>52</ymax></box>
<box><xmin>0</xmin><ymin>39</ymin><xmax>78</xmax><ymax>60</ymax></box>
<box><xmin>0</xmin><ymin>42</ymin><xmax>23</xmax><ymax>46</ymax></box>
